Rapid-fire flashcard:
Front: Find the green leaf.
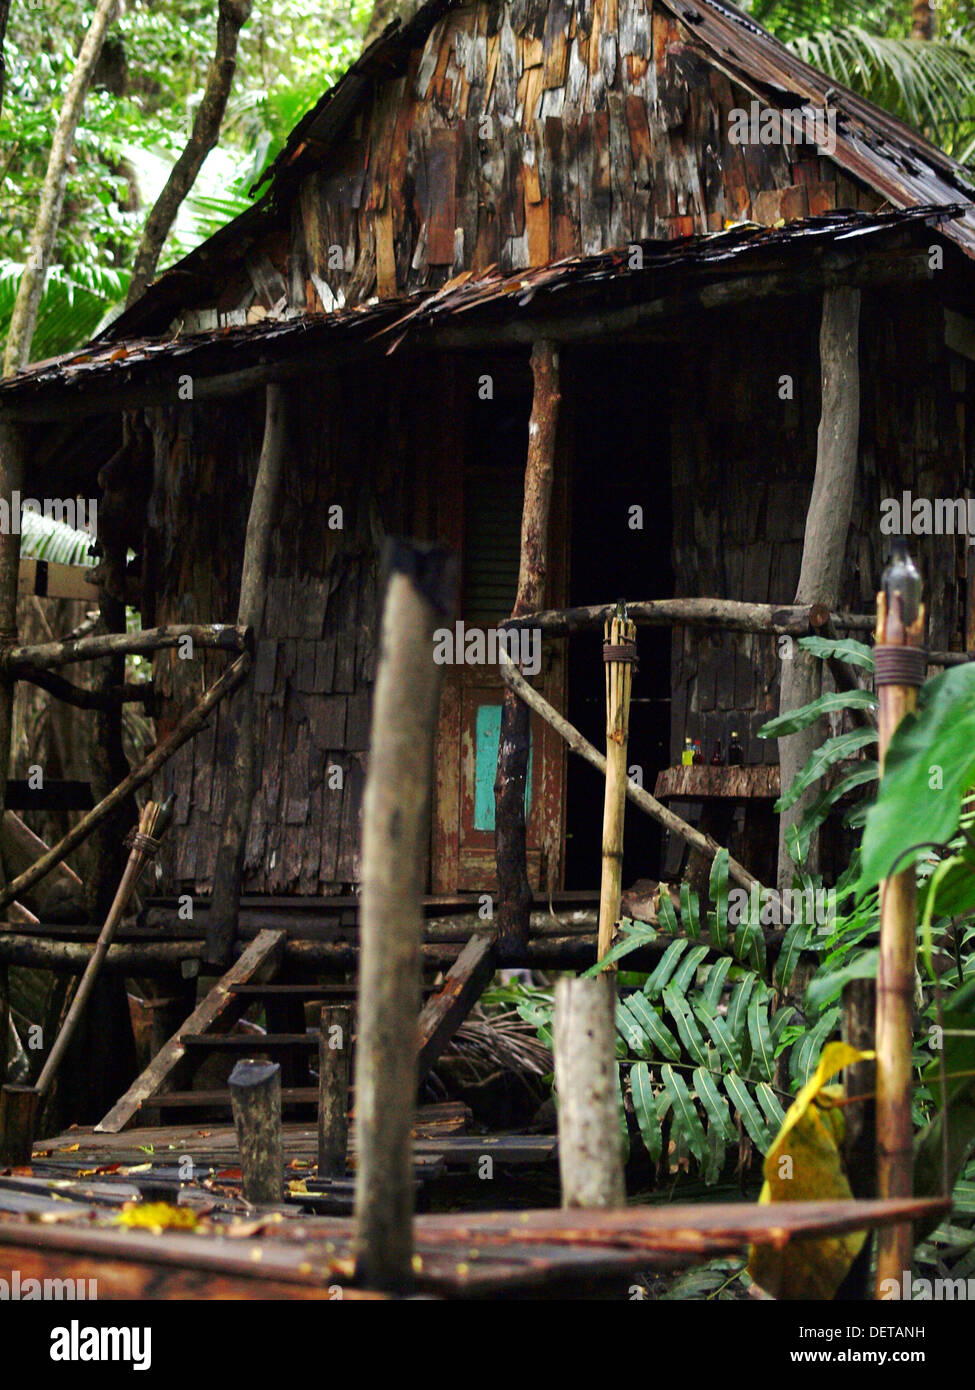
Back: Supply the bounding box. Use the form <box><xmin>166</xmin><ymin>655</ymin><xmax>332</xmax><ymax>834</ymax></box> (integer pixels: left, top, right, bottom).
<box><xmin>680</xmin><ymin>882</ymin><xmax>701</xmax><ymax>941</ymax></box>
<box><xmin>727</xmin><ymin>977</ymin><xmax>755</xmax><ymax>1041</ymax></box>
<box><xmin>759</xmin><ymin>688</ymin><xmax>877</xmax><ymax>739</ymax></box>
<box><xmin>661</xmin><ymin>1063</ymin><xmax>708</xmax><ymax>1165</ymax></box>
<box><xmin>755</xmin><ymin>1082</ymin><xmax>787</xmax><ymax>1133</ymax></box>
<box><xmin>709</xmin><ymin>848</ymin><xmax>729</xmax><ymax>950</ymax></box>
<box><xmin>724</xmin><ymin>1072</ymin><xmax>771</xmax><ymax>1151</ymax></box>
<box><xmin>776</xmin><ymin>728</ymin><xmax>878</xmax><ymax>813</ymax></box>
<box><xmin>859</xmin><ymin>665</ymin><xmax>975</xmax><ymax>891</ymax></box>
<box><xmin>774</xmin><ymin>914</ymin><xmax>810</xmax><ymax>991</ymax></box>
<box><xmin>656</xmin><ymin>891</ymin><xmax>680</xmax><ymax>938</ymax></box>
<box><xmin>620</xmin><ymin>993</ymin><xmax>681</xmax><ymax>1062</ymax></box>
<box><xmin>748</xmin><ymin>987</ymin><xmax>775</xmax><ymax>1081</ymax></box>
<box><xmin>643</xmin><ymin>939</ymin><xmax>689</xmax><ymax>999</ymax></box>
<box><xmin>702</xmin><ymin>956</ymin><xmax>732</xmax><ymax>1006</ymax></box>
<box><xmin>798</xmin><ymin>635</ymin><xmax>875</xmax><ymax>671</ymax></box>
<box><xmin>692</xmin><ymin>998</ymin><xmax>743</xmax><ymax>1071</ymax></box>
<box><xmin>663</xmin><ymin>985</ymin><xmax>711</xmax><ymax>1066</ymax></box>
<box><xmin>631</xmin><ymin>1062</ymin><xmax>662</xmax><ymax>1161</ymax></box>
<box><xmin>694</xmin><ymin>1066</ymin><xmax>737</xmax><ymax>1145</ymax></box>
<box><xmin>671</xmin><ymin>943</ymin><xmax>711</xmax><ymax>995</ymax></box>
<box><xmin>789</xmin><ymin>762</ymin><xmax>879</xmax><ymax>862</ymax></box>
<box><xmin>583</xmin><ymin>919</ymin><xmax>658</xmax><ymax>974</ymax></box>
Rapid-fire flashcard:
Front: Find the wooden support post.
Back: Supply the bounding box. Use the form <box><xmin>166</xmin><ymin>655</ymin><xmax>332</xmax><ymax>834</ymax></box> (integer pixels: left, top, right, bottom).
<box><xmin>777</xmin><ymin>286</ymin><xmax>861</xmax><ymax>889</ymax></box>
<box><xmin>0</xmin><ymin>1084</ymin><xmax>38</xmax><ymax>1166</ymax></box>
<box><xmin>0</xmin><ymin>422</ymin><xmax>25</xmax><ymax>846</ymax></box>
<box><xmin>352</xmin><ymin>540</ymin><xmax>456</xmax><ymax>1293</ymax></box>
<box><xmin>209</xmin><ymin>383</ymin><xmax>287</xmax><ymax>966</ymax></box>
<box><xmin>495</xmin><ymin>341</ymin><xmax>560</xmax><ymax>962</ymax></box>
<box><xmin>229</xmin><ymin>1058</ymin><xmax>284</xmax><ymax>1205</ymax></box>
<box><xmin>553</xmin><ymin>974</ymin><xmax>625</xmax><ymax>1208</ymax></box>
<box><xmin>598</xmin><ymin>611</ymin><xmax>637</xmax><ymax>962</ymax></box>
<box><xmin>317</xmin><ymin>1004</ymin><xmax>351</xmax><ymax>1179</ymax></box>
<box><xmin>873</xmin><ymin>545</ymin><xmax>925</xmax><ymax>1296</ymax></box>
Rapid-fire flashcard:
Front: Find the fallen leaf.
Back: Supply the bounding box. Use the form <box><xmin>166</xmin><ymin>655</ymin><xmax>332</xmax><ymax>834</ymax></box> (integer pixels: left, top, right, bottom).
<box><xmin>114</xmin><ymin>1202</ymin><xmax>199</xmax><ymax>1233</ymax></box>
<box><xmin>58</xmin><ymin>1144</ymin><xmax>80</xmax><ymax>1153</ymax></box>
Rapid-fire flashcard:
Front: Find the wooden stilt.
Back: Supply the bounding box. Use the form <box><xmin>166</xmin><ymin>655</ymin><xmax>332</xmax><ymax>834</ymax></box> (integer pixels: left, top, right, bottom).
<box><xmin>777</xmin><ymin>286</ymin><xmax>861</xmax><ymax>888</ymax></box>
<box><xmin>317</xmin><ymin>1004</ymin><xmax>351</xmax><ymax>1179</ymax></box>
<box><xmin>229</xmin><ymin>1058</ymin><xmax>284</xmax><ymax>1205</ymax></box>
<box><xmin>495</xmin><ymin>341</ymin><xmax>560</xmax><ymax>961</ymax></box>
<box><xmin>352</xmin><ymin>540</ymin><xmax>456</xmax><ymax>1293</ymax></box>
<box><xmin>553</xmin><ymin>975</ymin><xmax>625</xmax><ymax>1208</ymax></box>
<box><xmin>0</xmin><ymin>1084</ymin><xmax>38</xmax><ymax>1166</ymax></box>
<box><xmin>873</xmin><ymin>546</ymin><xmax>925</xmax><ymax>1297</ymax></box>
<box><xmin>209</xmin><ymin>383</ymin><xmax>288</xmax><ymax>966</ymax></box>
<box><xmin>0</xmin><ymin>422</ymin><xmax>25</xmax><ymax>846</ymax></box>
<box><xmin>598</xmin><ymin>610</ymin><xmax>637</xmax><ymax>963</ymax></box>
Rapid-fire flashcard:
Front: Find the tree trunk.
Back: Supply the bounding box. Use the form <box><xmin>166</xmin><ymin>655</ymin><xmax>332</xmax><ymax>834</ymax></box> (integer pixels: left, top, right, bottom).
<box><xmin>363</xmin><ymin>0</ymin><xmax>425</xmax><ymax>46</ymax></box>
<box><xmin>0</xmin><ymin>0</ymin><xmax>11</xmax><ymax>120</ymax></box>
<box><xmin>0</xmin><ymin>422</ymin><xmax>24</xmax><ymax>850</ymax></box>
<box><xmin>208</xmin><ymin>384</ymin><xmax>287</xmax><ymax>965</ymax></box>
<box><xmin>777</xmin><ymin>287</ymin><xmax>861</xmax><ymax>889</ymax></box>
<box><xmin>2</xmin><ymin>0</ymin><xmax>120</xmax><ymax>374</ymax></box>
<box><xmin>911</xmin><ymin>0</ymin><xmax>937</xmax><ymax>40</ymax></box>
<box><xmin>125</xmin><ymin>0</ymin><xmax>253</xmax><ymax>308</ymax></box>
<box><xmin>495</xmin><ymin>342</ymin><xmax>560</xmax><ymax>960</ymax></box>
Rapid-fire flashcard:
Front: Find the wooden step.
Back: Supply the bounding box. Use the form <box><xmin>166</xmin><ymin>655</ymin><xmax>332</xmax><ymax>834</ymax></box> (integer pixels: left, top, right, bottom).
<box><xmin>141</xmin><ymin>1088</ymin><xmax>320</xmax><ymax>1110</ymax></box>
<box><xmin>180</xmin><ymin>1033</ymin><xmax>318</xmax><ymax>1048</ymax></box>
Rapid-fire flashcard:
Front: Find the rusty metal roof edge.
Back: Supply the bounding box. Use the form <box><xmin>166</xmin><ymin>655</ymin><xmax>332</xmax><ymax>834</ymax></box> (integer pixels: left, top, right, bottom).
<box><xmin>0</xmin><ymin>205</ymin><xmax>962</xmax><ymax>407</ymax></box>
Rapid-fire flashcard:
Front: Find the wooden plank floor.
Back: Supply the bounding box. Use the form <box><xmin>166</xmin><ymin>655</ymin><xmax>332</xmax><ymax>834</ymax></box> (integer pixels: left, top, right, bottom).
<box><xmin>0</xmin><ymin>1106</ymin><xmax>950</xmax><ymax>1298</ymax></box>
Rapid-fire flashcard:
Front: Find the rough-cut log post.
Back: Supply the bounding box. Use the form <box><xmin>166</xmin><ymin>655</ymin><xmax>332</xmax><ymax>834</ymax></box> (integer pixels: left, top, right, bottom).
<box><xmin>598</xmin><ymin>611</ymin><xmax>637</xmax><ymax>962</ymax></box>
<box><xmin>839</xmin><ymin>976</ymin><xmax>877</xmax><ymax>1298</ymax></box>
<box><xmin>495</xmin><ymin>342</ymin><xmax>560</xmax><ymax>961</ymax></box>
<box><xmin>353</xmin><ymin>541</ymin><xmax>456</xmax><ymax>1293</ymax></box>
<box><xmin>874</xmin><ymin>545</ymin><xmax>925</xmax><ymax>1297</ymax></box>
<box><xmin>0</xmin><ymin>421</ymin><xmax>25</xmax><ymax>846</ymax></box>
<box><xmin>777</xmin><ymin>287</ymin><xmax>860</xmax><ymax>889</ymax></box>
<box><xmin>0</xmin><ymin>1084</ymin><xmax>38</xmax><ymax>1166</ymax></box>
<box><xmin>317</xmin><ymin>1004</ymin><xmax>351</xmax><ymax>1178</ymax></box>
<box><xmin>553</xmin><ymin>975</ymin><xmax>625</xmax><ymax>1208</ymax></box>
<box><xmin>208</xmin><ymin>385</ymin><xmax>287</xmax><ymax>966</ymax></box>
<box><xmin>229</xmin><ymin>1058</ymin><xmax>284</xmax><ymax>1205</ymax></box>
<box><xmin>0</xmin><ymin>650</ymin><xmax>249</xmax><ymax>913</ymax></box>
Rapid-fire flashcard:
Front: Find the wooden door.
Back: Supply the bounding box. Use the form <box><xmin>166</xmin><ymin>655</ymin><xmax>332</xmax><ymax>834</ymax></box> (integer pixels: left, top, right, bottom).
<box><xmin>431</xmin><ymin>360</ymin><xmax>567</xmax><ymax>895</ymax></box>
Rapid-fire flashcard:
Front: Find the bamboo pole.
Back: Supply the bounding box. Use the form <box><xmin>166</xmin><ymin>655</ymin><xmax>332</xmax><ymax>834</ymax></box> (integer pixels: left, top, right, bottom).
<box><xmin>498</xmin><ymin>648</ymin><xmax>762</xmax><ymax>892</ymax></box>
<box><xmin>352</xmin><ymin>540</ymin><xmax>456</xmax><ymax>1294</ymax></box>
<box><xmin>873</xmin><ymin>543</ymin><xmax>925</xmax><ymax>1297</ymax></box>
<box><xmin>598</xmin><ymin>611</ymin><xmax>637</xmax><ymax>962</ymax></box>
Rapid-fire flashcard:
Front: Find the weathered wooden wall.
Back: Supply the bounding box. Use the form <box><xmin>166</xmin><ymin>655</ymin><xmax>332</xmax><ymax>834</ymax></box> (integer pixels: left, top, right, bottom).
<box><xmin>669</xmin><ymin>281</ymin><xmax>972</xmax><ymax>766</ymax></box>
<box><xmin>146</xmin><ymin>361</ymin><xmax>443</xmax><ymax>896</ymax></box>
<box><xmin>182</xmin><ymin>0</ymin><xmax>882</xmax><ymax>331</ymax></box>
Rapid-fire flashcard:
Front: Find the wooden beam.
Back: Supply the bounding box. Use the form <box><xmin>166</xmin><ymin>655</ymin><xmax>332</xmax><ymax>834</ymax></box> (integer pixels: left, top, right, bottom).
<box><xmin>208</xmin><ymin>384</ymin><xmax>287</xmax><ymax>966</ymax></box>
<box><xmin>1</xmin><ymin>621</ymin><xmax>248</xmax><ymax>672</ymax></box>
<box><xmin>496</xmin><ymin>341</ymin><xmax>560</xmax><ymax>961</ymax></box>
<box><xmin>416</xmin><ymin>930</ymin><xmax>498</xmax><ymax>1085</ymax></box>
<box><xmin>502</xmin><ymin>598</ymin><xmax>874</xmax><ymax>636</ymax></box>
<box><xmin>777</xmin><ymin>286</ymin><xmax>861</xmax><ymax>888</ymax></box>
<box><xmin>95</xmin><ymin>927</ymin><xmax>285</xmax><ymax>1133</ymax></box>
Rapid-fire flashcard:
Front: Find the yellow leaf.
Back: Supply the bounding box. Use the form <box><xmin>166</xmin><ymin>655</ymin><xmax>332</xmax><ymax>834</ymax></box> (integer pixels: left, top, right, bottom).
<box><xmin>748</xmin><ymin>1041</ymin><xmax>875</xmax><ymax>1300</ymax></box>
<box><xmin>288</xmin><ymin>1179</ymin><xmax>309</xmax><ymax>1195</ymax></box>
<box><xmin>114</xmin><ymin>1202</ymin><xmax>199</xmax><ymax>1233</ymax></box>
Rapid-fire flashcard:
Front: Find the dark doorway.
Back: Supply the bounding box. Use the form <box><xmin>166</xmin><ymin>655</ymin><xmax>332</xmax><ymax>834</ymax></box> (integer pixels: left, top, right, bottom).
<box><xmin>564</xmin><ymin>347</ymin><xmax>673</xmax><ymax>891</ymax></box>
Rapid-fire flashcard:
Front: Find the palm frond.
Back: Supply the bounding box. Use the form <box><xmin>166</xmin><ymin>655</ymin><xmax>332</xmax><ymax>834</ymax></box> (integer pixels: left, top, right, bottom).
<box><xmin>19</xmin><ymin>509</ymin><xmax>95</xmax><ymax>566</ymax></box>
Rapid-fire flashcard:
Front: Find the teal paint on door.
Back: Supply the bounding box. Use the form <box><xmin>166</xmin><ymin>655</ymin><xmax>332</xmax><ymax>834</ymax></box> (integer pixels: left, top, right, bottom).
<box><xmin>474</xmin><ymin>704</ymin><xmax>532</xmax><ymax>831</ymax></box>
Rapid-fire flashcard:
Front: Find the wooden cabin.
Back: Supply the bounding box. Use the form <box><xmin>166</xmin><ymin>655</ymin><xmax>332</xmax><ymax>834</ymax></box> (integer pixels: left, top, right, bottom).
<box><xmin>2</xmin><ymin>0</ymin><xmax>975</xmax><ymax>973</ymax></box>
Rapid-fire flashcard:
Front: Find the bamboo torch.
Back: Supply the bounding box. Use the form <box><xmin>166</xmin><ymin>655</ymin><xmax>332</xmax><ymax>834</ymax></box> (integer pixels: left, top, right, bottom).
<box><xmin>873</xmin><ymin>542</ymin><xmax>925</xmax><ymax>1296</ymax></box>
<box><xmin>597</xmin><ymin>601</ymin><xmax>638</xmax><ymax>964</ymax></box>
